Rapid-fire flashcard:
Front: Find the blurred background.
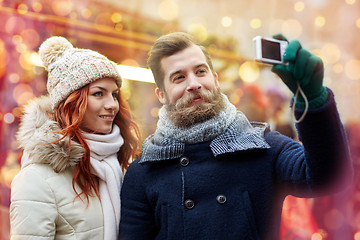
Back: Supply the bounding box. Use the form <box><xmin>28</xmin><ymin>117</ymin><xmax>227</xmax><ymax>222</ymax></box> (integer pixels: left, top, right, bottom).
<box><xmin>1</xmin><ymin>0</ymin><xmax>360</xmax><ymax>239</ymax></box>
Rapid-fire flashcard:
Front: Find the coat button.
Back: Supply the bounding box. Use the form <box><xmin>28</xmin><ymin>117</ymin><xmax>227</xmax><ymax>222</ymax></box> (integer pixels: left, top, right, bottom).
<box><xmin>184</xmin><ymin>199</ymin><xmax>195</xmax><ymax>209</ymax></box>
<box><xmin>216</xmin><ymin>195</ymin><xmax>227</xmax><ymax>204</ymax></box>
<box><xmin>180</xmin><ymin>156</ymin><xmax>189</xmax><ymax>166</ymax></box>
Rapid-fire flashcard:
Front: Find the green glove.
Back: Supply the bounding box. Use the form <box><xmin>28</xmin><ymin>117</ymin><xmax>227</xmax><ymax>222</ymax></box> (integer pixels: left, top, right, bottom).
<box><xmin>271</xmin><ymin>34</ymin><xmax>328</xmax><ymax>109</ymax></box>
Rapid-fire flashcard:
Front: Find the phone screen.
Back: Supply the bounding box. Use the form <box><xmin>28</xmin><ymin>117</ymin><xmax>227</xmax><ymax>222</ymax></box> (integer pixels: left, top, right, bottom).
<box><xmin>261</xmin><ymin>39</ymin><xmax>281</xmax><ymax>61</ymax></box>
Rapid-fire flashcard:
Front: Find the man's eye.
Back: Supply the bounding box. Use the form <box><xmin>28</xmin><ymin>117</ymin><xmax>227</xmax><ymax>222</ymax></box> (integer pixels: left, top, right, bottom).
<box><xmin>197</xmin><ymin>69</ymin><xmax>206</xmax><ymax>74</ymax></box>
<box><xmin>173</xmin><ymin>75</ymin><xmax>184</xmax><ymax>81</ymax></box>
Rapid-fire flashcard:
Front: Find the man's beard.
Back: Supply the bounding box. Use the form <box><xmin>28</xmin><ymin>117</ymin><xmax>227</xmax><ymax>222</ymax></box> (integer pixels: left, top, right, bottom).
<box><xmin>165</xmin><ymin>87</ymin><xmax>225</xmax><ymax>128</ymax></box>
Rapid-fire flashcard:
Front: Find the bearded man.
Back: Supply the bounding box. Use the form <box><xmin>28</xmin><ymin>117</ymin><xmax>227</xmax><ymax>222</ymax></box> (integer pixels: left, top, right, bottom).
<box><xmin>119</xmin><ymin>32</ymin><xmax>352</xmax><ymax>240</ymax></box>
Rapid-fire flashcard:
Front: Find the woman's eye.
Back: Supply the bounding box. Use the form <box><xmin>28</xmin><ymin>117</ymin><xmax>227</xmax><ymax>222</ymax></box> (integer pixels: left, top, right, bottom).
<box><xmin>93</xmin><ymin>91</ymin><xmax>103</xmax><ymax>97</ymax></box>
<box><xmin>112</xmin><ymin>92</ymin><xmax>119</xmax><ymax>99</ymax></box>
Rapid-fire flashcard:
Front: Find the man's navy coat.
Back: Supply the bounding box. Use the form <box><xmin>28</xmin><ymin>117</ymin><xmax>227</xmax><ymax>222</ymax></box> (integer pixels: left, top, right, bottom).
<box><xmin>119</xmin><ymin>90</ymin><xmax>352</xmax><ymax>240</ymax></box>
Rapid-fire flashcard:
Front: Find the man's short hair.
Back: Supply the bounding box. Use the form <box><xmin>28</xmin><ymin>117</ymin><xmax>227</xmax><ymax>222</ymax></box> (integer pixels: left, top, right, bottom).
<box><xmin>147</xmin><ymin>32</ymin><xmax>215</xmax><ymax>90</ymax></box>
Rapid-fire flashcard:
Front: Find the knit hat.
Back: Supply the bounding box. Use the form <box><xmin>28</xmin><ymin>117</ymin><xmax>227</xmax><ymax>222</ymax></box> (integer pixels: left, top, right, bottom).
<box><xmin>39</xmin><ymin>36</ymin><xmax>122</xmax><ymax>109</ymax></box>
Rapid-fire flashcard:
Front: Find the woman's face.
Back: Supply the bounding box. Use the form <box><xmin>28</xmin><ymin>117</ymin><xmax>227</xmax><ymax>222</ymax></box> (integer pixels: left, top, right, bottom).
<box><xmin>81</xmin><ymin>77</ymin><xmax>120</xmax><ymax>134</ymax></box>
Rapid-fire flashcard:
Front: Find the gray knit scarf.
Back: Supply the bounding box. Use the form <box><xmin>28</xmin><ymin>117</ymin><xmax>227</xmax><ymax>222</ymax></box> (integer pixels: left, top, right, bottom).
<box><xmin>140</xmin><ymin>94</ymin><xmax>270</xmax><ymax>163</ymax></box>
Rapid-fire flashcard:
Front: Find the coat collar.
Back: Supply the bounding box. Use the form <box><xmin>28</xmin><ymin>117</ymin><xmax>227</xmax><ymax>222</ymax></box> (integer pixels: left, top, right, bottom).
<box><xmin>17</xmin><ymin>95</ymin><xmax>84</xmax><ymax>172</ymax></box>
<box><xmin>139</xmin><ymin>118</ymin><xmax>271</xmax><ymax>164</ymax></box>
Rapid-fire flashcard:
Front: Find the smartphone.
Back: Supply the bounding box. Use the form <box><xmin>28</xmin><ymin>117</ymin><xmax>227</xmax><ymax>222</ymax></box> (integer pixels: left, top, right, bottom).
<box><xmin>253</xmin><ymin>36</ymin><xmax>288</xmax><ymax>65</ymax></box>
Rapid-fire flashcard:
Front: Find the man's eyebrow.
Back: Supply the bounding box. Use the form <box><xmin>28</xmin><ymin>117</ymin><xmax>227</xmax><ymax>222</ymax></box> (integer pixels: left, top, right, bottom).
<box><xmin>169</xmin><ymin>70</ymin><xmax>182</xmax><ymax>79</ymax></box>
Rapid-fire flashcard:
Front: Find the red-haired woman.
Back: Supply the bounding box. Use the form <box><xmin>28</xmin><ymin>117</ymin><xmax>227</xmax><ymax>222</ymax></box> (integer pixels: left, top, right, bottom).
<box><xmin>10</xmin><ymin>36</ymin><xmax>141</xmax><ymax>240</ymax></box>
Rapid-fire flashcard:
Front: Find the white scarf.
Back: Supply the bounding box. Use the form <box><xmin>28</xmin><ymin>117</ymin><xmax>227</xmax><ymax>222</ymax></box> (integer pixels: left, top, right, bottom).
<box><xmin>82</xmin><ymin>125</ymin><xmax>124</xmax><ymax>240</ymax></box>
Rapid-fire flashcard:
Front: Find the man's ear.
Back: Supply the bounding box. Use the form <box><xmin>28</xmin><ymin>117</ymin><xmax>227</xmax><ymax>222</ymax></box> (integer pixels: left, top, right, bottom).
<box><xmin>155</xmin><ymin>87</ymin><xmax>167</xmax><ymax>105</ymax></box>
<box><xmin>214</xmin><ymin>72</ymin><xmax>220</xmax><ymax>87</ymax></box>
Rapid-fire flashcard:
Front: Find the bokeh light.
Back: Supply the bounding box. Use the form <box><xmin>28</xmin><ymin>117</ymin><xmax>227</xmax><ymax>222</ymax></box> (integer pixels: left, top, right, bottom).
<box><xmin>311</xmin><ymin>232</ymin><xmax>323</xmax><ymax>240</ymax></box>
<box><xmin>221</xmin><ymin>16</ymin><xmax>232</xmax><ymax>27</ymax></box>
<box><xmin>332</xmin><ymin>63</ymin><xmax>343</xmax><ymax>74</ymax></box>
<box><xmin>250</xmin><ymin>18</ymin><xmax>262</xmax><ymax>29</ymax></box>
<box><xmin>345</xmin><ymin>59</ymin><xmax>360</xmax><ymax>80</ymax></box>
<box><xmin>345</xmin><ymin>0</ymin><xmax>356</xmax><ymax>4</ymax></box>
<box><xmin>238</xmin><ymin>61</ymin><xmax>260</xmax><ymax>83</ymax></box>
<box><xmin>322</xmin><ymin>43</ymin><xmax>341</xmax><ymax>64</ymax></box>
<box><xmin>158</xmin><ymin>0</ymin><xmax>179</xmax><ymax>21</ymax></box>
<box><xmin>315</xmin><ymin>16</ymin><xmax>326</xmax><ymax>28</ymax></box>
<box><xmin>32</xmin><ymin>2</ymin><xmax>43</xmax><ymax>12</ymax></box>
<box><xmin>13</xmin><ymin>84</ymin><xmax>35</xmax><ymax>106</ymax></box>
<box><xmin>187</xmin><ymin>23</ymin><xmax>208</xmax><ymax>43</ymax></box>
<box><xmin>81</xmin><ymin>8</ymin><xmax>92</xmax><ymax>19</ymax></box>
<box><xmin>17</xmin><ymin>3</ymin><xmax>28</xmax><ymax>15</ymax></box>
<box><xmin>51</xmin><ymin>0</ymin><xmax>73</xmax><ymax>17</ymax></box>
<box><xmin>111</xmin><ymin>13</ymin><xmax>123</xmax><ymax>23</ymax></box>
<box><xmin>294</xmin><ymin>1</ymin><xmax>305</xmax><ymax>12</ymax></box>
<box><xmin>282</xmin><ymin>19</ymin><xmax>303</xmax><ymax>39</ymax></box>
<box><xmin>4</xmin><ymin>113</ymin><xmax>15</xmax><ymax>124</ymax></box>
<box><xmin>354</xmin><ymin>231</ymin><xmax>360</xmax><ymax>240</ymax></box>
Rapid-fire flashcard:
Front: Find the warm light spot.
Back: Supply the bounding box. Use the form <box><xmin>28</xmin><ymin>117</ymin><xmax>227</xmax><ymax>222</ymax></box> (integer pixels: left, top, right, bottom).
<box><xmin>332</xmin><ymin>63</ymin><xmax>343</xmax><ymax>74</ymax></box>
<box><xmin>95</xmin><ymin>13</ymin><xmax>112</xmax><ymax>32</ymax></box>
<box><xmin>250</xmin><ymin>18</ymin><xmax>262</xmax><ymax>29</ymax></box>
<box><xmin>7</xmin><ymin>17</ymin><xmax>26</xmax><ymax>34</ymax></box>
<box><xmin>315</xmin><ymin>16</ymin><xmax>326</xmax><ymax>27</ymax></box>
<box><xmin>17</xmin><ymin>3</ymin><xmax>28</xmax><ymax>15</ymax></box>
<box><xmin>282</xmin><ymin>19</ymin><xmax>303</xmax><ymax>39</ymax></box>
<box><xmin>29</xmin><ymin>52</ymin><xmax>42</xmax><ymax>67</ymax></box>
<box><xmin>111</xmin><ymin>13</ymin><xmax>122</xmax><ymax>23</ymax></box>
<box><xmin>187</xmin><ymin>24</ymin><xmax>208</xmax><ymax>43</ymax></box>
<box><xmin>345</xmin><ymin>59</ymin><xmax>360</xmax><ymax>80</ymax></box>
<box><xmin>51</xmin><ymin>0</ymin><xmax>73</xmax><ymax>17</ymax></box>
<box><xmin>354</xmin><ymin>231</ymin><xmax>360</xmax><ymax>240</ymax></box>
<box><xmin>13</xmin><ymin>84</ymin><xmax>35</xmax><ymax>106</ymax></box>
<box><xmin>238</xmin><ymin>61</ymin><xmax>260</xmax><ymax>83</ymax></box>
<box><xmin>345</xmin><ymin>0</ymin><xmax>356</xmax><ymax>4</ymax></box>
<box><xmin>158</xmin><ymin>0</ymin><xmax>179</xmax><ymax>21</ymax></box>
<box><xmin>81</xmin><ymin>8</ymin><xmax>92</xmax><ymax>19</ymax></box>
<box><xmin>322</xmin><ymin>43</ymin><xmax>341</xmax><ymax>64</ymax></box>
<box><xmin>324</xmin><ymin>208</ymin><xmax>344</xmax><ymax>230</ymax></box>
<box><xmin>221</xmin><ymin>16</ymin><xmax>232</xmax><ymax>27</ymax></box>
<box><xmin>12</xmin><ymin>107</ymin><xmax>23</xmax><ymax>117</ymax></box>
<box><xmin>32</xmin><ymin>2</ymin><xmax>43</xmax><ymax>12</ymax></box>
<box><xmin>114</xmin><ymin>23</ymin><xmax>123</xmax><ymax>31</ymax></box>
<box><xmin>229</xmin><ymin>93</ymin><xmax>241</xmax><ymax>105</ymax></box>
<box><xmin>9</xmin><ymin>73</ymin><xmax>20</xmax><ymax>83</ymax></box>
<box><xmin>356</xmin><ymin>18</ymin><xmax>360</xmax><ymax>28</ymax></box>
<box><xmin>21</xmin><ymin>29</ymin><xmax>40</xmax><ymax>49</ymax></box>
<box><xmin>311</xmin><ymin>232</ymin><xmax>323</xmax><ymax>240</ymax></box>
<box><xmin>4</xmin><ymin>113</ymin><xmax>15</xmax><ymax>124</ymax></box>
<box><xmin>294</xmin><ymin>1</ymin><xmax>305</xmax><ymax>12</ymax></box>
<box><xmin>150</xmin><ymin>107</ymin><xmax>160</xmax><ymax>118</ymax></box>
<box><xmin>121</xmin><ymin>59</ymin><xmax>139</xmax><ymax>67</ymax></box>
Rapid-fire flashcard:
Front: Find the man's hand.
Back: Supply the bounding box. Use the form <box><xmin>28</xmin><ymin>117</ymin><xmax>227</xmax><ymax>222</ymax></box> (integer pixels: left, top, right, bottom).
<box><xmin>271</xmin><ymin>34</ymin><xmax>326</xmax><ymax>103</ymax></box>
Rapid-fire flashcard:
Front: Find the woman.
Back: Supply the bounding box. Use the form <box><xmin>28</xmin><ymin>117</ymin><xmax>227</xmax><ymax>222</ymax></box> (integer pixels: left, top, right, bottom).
<box><xmin>10</xmin><ymin>36</ymin><xmax>141</xmax><ymax>240</ymax></box>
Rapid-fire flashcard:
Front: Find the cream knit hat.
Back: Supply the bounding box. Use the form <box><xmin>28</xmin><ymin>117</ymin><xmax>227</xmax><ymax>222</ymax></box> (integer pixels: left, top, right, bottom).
<box><xmin>39</xmin><ymin>36</ymin><xmax>122</xmax><ymax>109</ymax></box>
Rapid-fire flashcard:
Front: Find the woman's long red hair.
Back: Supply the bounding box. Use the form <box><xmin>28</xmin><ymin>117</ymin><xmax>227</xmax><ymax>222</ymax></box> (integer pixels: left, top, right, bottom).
<box><xmin>54</xmin><ymin>84</ymin><xmax>141</xmax><ymax>202</ymax></box>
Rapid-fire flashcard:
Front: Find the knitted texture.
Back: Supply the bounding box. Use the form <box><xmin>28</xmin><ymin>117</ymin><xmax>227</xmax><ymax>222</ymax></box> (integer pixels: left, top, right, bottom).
<box><xmin>39</xmin><ymin>36</ymin><xmax>122</xmax><ymax>109</ymax></box>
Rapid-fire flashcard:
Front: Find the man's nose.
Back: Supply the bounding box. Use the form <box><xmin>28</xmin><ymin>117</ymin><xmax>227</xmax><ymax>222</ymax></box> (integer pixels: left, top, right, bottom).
<box><xmin>186</xmin><ymin>75</ymin><xmax>202</xmax><ymax>92</ymax></box>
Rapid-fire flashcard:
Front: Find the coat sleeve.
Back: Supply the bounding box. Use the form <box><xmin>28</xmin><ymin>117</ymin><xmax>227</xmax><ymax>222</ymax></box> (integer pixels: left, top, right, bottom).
<box><xmin>119</xmin><ymin>161</ymin><xmax>157</xmax><ymax>240</ymax></box>
<box><xmin>272</xmin><ymin>89</ymin><xmax>352</xmax><ymax>196</ymax></box>
<box><xmin>10</xmin><ymin>166</ymin><xmax>57</xmax><ymax>240</ymax></box>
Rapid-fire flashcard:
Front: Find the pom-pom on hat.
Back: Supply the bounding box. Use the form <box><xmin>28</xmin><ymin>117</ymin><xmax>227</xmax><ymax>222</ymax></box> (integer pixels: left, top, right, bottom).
<box><xmin>39</xmin><ymin>36</ymin><xmax>122</xmax><ymax>109</ymax></box>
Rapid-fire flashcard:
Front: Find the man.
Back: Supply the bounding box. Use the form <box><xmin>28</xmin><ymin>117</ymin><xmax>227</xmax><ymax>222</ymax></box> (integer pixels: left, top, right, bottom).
<box><xmin>119</xmin><ymin>32</ymin><xmax>352</xmax><ymax>240</ymax></box>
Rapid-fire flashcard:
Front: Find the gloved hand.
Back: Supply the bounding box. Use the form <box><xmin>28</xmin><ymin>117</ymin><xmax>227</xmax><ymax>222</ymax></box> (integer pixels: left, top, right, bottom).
<box><xmin>271</xmin><ymin>34</ymin><xmax>328</xmax><ymax>108</ymax></box>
